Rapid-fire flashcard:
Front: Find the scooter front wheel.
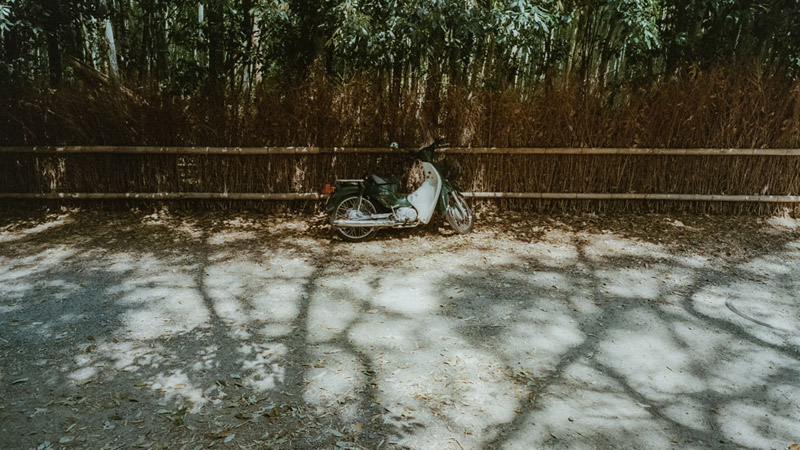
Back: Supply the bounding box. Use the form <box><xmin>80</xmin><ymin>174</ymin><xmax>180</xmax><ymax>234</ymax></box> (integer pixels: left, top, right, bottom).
<box><xmin>331</xmin><ymin>195</ymin><xmax>379</xmax><ymax>242</ymax></box>
<box><xmin>446</xmin><ymin>191</ymin><xmax>474</xmax><ymax>234</ymax></box>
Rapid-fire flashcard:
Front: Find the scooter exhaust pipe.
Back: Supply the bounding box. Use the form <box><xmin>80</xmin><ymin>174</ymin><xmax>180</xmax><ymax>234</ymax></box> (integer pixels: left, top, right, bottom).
<box><xmin>332</xmin><ymin>219</ymin><xmax>396</xmax><ymax>228</ymax></box>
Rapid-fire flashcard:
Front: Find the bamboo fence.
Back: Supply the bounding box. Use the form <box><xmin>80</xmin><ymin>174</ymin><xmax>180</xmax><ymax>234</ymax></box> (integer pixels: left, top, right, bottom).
<box><xmin>2</xmin><ymin>146</ymin><xmax>800</xmax><ymax>156</ymax></box>
<box><xmin>2</xmin><ymin>146</ymin><xmax>800</xmax><ymax>214</ymax></box>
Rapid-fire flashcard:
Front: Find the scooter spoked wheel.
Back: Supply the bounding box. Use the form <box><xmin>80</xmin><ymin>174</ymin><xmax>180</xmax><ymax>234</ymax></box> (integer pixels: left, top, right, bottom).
<box><xmin>332</xmin><ymin>196</ymin><xmax>379</xmax><ymax>242</ymax></box>
<box><xmin>445</xmin><ymin>191</ymin><xmax>474</xmax><ymax>234</ymax></box>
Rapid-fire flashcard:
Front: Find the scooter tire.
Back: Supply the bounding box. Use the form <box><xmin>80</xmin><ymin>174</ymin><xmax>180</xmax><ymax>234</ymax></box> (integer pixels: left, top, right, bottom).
<box><xmin>331</xmin><ymin>195</ymin><xmax>379</xmax><ymax>242</ymax></box>
<box><xmin>446</xmin><ymin>192</ymin><xmax>474</xmax><ymax>234</ymax></box>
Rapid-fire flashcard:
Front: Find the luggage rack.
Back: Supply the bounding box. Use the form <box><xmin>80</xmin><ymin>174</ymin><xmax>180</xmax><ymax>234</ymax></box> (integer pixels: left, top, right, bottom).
<box><xmin>335</xmin><ymin>179</ymin><xmax>365</xmax><ymax>185</ymax></box>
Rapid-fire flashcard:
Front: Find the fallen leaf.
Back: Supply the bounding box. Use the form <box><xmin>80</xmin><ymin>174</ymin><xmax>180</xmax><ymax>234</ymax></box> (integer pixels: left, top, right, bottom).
<box><xmin>30</xmin><ymin>408</ymin><xmax>48</xmax><ymax>418</ymax></box>
<box><xmin>204</xmin><ymin>430</ymin><xmax>233</xmax><ymax>440</ymax></box>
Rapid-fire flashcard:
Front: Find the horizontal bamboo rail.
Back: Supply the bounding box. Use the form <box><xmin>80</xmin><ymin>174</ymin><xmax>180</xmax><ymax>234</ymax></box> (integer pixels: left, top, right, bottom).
<box><xmin>463</xmin><ymin>192</ymin><xmax>800</xmax><ymax>202</ymax></box>
<box><xmin>2</xmin><ymin>192</ymin><xmax>800</xmax><ymax>203</ymax></box>
<box><xmin>0</xmin><ymin>193</ymin><xmax>324</xmax><ymax>200</ymax></box>
<box><xmin>2</xmin><ymin>146</ymin><xmax>800</xmax><ymax>156</ymax></box>
<box><xmin>444</xmin><ymin>148</ymin><xmax>800</xmax><ymax>156</ymax></box>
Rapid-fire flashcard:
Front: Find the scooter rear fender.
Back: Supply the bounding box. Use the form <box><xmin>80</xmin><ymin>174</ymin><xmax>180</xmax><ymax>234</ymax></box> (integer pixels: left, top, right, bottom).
<box><xmin>325</xmin><ymin>185</ymin><xmax>363</xmax><ymax>214</ymax></box>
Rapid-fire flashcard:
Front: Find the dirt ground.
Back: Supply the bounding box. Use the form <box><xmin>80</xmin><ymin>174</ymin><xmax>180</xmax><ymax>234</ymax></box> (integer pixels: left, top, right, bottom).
<box><xmin>1</xmin><ymin>208</ymin><xmax>799</xmax><ymax>450</ymax></box>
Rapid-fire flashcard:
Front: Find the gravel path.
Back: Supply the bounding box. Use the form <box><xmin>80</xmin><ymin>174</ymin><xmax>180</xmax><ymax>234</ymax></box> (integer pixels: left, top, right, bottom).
<box><xmin>1</xmin><ymin>209</ymin><xmax>799</xmax><ymax>450</ymax></box>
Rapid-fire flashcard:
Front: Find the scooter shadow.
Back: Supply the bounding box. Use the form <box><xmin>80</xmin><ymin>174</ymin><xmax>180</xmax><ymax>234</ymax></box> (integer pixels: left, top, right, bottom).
<box><xmin>305</xmin><ymin>212</ymin><xmax>462</xmax><ymax>242</ymax></box>
<box><xmin>370</xmin><ymin>221</ymin><xmax>458</xmax><ymax>242</ymax></box>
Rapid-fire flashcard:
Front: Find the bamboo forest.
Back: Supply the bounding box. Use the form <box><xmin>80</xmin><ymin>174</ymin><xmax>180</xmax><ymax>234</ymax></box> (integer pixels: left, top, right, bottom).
<box><xmin>1</xmin><ymin>0</ymin><xmax>800</xmax><ymax>147</ymax></box>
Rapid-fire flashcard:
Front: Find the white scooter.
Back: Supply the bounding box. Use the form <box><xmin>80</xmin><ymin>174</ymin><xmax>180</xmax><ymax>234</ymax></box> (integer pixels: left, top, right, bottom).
<box><xmin>323</xmin><ymin>139</ymin><xmax>474</xmax><ymax>242</ymax></box>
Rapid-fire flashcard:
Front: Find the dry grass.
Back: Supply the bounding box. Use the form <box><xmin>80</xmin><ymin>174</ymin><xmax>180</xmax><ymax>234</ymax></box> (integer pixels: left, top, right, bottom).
<box><xmin>1</xmin><ymin>64</ymin><xmax>799</xmax><ymax>214</ymax></box>
<box><xmin>4</xmin><ymin>64</ymin><xmax>798</xmax><ymax>148</ymax></box>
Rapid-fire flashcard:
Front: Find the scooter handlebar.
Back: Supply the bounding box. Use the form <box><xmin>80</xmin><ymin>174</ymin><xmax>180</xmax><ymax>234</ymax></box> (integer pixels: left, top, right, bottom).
<box><xmin>394</xmin><ymin>138</ymin><xmax>446</xmax><ymax>161</ymax></box>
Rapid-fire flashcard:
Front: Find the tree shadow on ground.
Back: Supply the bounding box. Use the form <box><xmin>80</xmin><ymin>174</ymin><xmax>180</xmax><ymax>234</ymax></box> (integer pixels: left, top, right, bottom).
<box><xmin>1</xmin><ymin>210</ymin><xmax>799</xmax><ymax>449</ymax></box>
<box><xmin>0</xmin><ymin>211</ymin><xmax>408</xmax><ymax>449</ymax></box>
<box><xmin>455</xmin><ymin>225</ymin><xmax>800</xmax><ymax>449</ymax></box>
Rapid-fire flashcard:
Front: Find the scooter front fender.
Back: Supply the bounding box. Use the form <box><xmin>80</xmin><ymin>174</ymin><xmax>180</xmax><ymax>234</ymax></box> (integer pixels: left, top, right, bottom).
<box><xmin>437</xmin><ymin>179</ymin><xmax>455</xmax><ymax>215</ymax></box>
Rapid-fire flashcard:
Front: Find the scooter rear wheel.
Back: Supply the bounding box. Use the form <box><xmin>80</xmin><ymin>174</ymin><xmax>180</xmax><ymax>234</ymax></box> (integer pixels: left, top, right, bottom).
<box><xmin>332</xmin><ymin>196</ymin><xmax>379</xmax><ymax>242</ymax></box>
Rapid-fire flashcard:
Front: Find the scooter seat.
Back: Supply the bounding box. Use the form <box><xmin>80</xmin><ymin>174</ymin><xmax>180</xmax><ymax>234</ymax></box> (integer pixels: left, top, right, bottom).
<box><xmin>366</xmin><ymin>174</ymin><xmax>398</xmax><ymax>185</ymax></box>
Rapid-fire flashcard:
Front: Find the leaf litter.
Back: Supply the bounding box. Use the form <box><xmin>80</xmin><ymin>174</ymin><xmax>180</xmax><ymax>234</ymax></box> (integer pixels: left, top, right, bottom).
<box><xmin>2</xmin><ymin>210</ymin><xmax>800</xmax><ymax>449</ymax></box>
